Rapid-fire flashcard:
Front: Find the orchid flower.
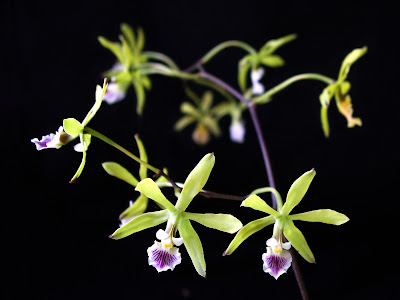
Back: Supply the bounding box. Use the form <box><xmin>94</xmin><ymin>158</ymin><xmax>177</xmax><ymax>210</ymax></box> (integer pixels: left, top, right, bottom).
<box><xmin>31</xmin><ymin>126</ymin><xmax>71</xmax><ymax>150</ymax></box>
<box><xmin>109</xmin><ymin>153</ymin><xmax>243</xmax><ymax>276</ymax></box>
<box><xmin>238</xmin><ymin>34</ymin><xmax>296</xmax><ymax>93</ymax></box>
<box><xmin>319</xmin><ymin>47</ymin><xmax>367</xmax><ymax>137</ymax></box>
<box><xmin>174</xmin><ymin>91</ymin><xmax>230</xmax><ymax>145</ymax></box>
<box><xmin>32</xmin><ymin>79</ymin><xmax>109</xmax><ymax>183</ymax></box>
<box><xmin>102</xmin><ymin>135</ymin><xmax>169</xmax><ymax>223</ymax></box>
<box><xmin>224</xmin><ymin>169</ymin><xmax>349</xmax><ymax>279</ymax></box>
<box><xmin>99</xmin><ymin>23</ymin><xmax>151</xmax><ymax>115</ymax></box>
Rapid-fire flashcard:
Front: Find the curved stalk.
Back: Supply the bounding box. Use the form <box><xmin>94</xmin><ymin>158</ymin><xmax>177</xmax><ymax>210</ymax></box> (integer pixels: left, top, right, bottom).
<box><xmin>253</xmin><ymin>73</ymin><xmax>335</xmax><ymax>104</ymax></box>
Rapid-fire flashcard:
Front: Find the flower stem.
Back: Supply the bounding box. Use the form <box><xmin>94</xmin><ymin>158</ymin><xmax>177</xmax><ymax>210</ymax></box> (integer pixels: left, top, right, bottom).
<box><xmin>253</xmin><ymin>73</ymin><xmax>335</xmax><ymax>104</ymax></box>
<box><xmin>84</xmin><ymin>126</ymin><xmax>246</xmax><ymax>201</ymax></box>
<box><xmin>84</xmin><ymin>127</ymin><xmax>180</xmax><ymax>190</ymax></box>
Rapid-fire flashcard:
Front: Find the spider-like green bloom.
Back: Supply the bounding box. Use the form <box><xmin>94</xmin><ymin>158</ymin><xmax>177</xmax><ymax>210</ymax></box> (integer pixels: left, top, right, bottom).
<box><xmin>224</xmin><ymin>169</ymin><xmax>349</xmax><ymax>279</ymax></box>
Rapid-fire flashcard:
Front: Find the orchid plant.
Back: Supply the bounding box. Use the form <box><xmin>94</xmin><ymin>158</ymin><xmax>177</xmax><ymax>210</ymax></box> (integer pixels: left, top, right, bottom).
<box><xmin>32</xmin><ymin>23</ymin><xmax>366</xmax><ymax>299</ymax></box>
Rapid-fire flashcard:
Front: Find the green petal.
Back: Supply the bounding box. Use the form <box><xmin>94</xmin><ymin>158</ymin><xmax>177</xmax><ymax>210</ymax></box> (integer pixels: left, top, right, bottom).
<box><xmin>224</xmin><ymin>216</ymin><xmax>275</xmax><ymax>256</ymax></box>
<box><xmin>175</xmin><ymin>153</ymin><xmax>215</xmax><ymax>211</ymax></box>
<box><xmin>238</xmin><ymin>55</ymin><xmax>251</xmax><ymax>92</ymax></box>
<box><xmin>241</xmin><ymin>195</ymin><xmax>280</xmax><ymax>218</ymax></box>
<box><xmin>135</xmin><ymin>178</ymin><xmax>176</xmax><ymax>212</ymax></box>
<box><xmin>174</xmin><ymin>116</ymin><xmax>196</xmax><ymax>131</ymax></box>
<box><xmin>134</xmin><ymin>135</ymin><xmax>148</xmax><ymax>180</ymax></box>
<box><xmin>120</xmin><ymin>23</ymin><xmax>136</xmax><ymax>51</ymax></box>
<box><xmin>283</xmin><ymin>219</ymin><xmax>315</xmax><ymax>263</ymax></box>
<box><xmin>260</xmin><ymin>55</ymin><xmax>285</xmax><ymax>68</ymax></box>
<box><xmin>82</xmin><ymin>79</ymin><xmax>108</xmax><ymax>127</ymax></box>
<box><xmin>320</xmin><ymin>106</ymin><xmax>330</xmax><ymax>138</ymax></box>
<box><xmin>281</xmin><ymin>169</ymin><xmax>316</xmax><ymax>215</ymax></box>
<box><xmin>102</xmin><ymin>162</ymin><xmax>139</xmax><ymax>186</ymax></box>
<box><xmin>178</xmin><ymin>219</ymin><xmax>206</xmax><ymax>277</ymax></box>
<box><xmin>98</xmin><ymin>36</ymin><xmax>124</xmax><ymax>63</ymax></box>
<box><xmin>69</xmin><ymin>133</ymin><xmax>89</xmax><ymax>183</ymax></box>
<box><xmin>133</xmin><ymin>80</ymin><xmax>145</xmax><ymax>115</ymax></box>
<box><xmin>180</xmin><ymin>102</ymin><xmax>200</xmax><ymax>117</ymax></box>
<box><xmin>338</xmin><ymin>46</ymin><xmax>367</xmax><ymax>81</ymax></box>
<box><xmin>290</xmin><ymin>209</ymin><xmax>349</xmax><ymax>225</ymax></box>
<box><xmin>260</xmin><ymin>34</ymin><xmax>297</xmax><ymax>55</ymax></box>
<box><xmin>63</xmin><ymin>118</ymin><xmax>83</xmax><ymax>137</ymax></box>
<box><xmin>110</xmin><ymin>209</ymin><xmax>169</xmax><ymax>240</ymax></box>
<box><xmin>184</xmin><ymin>212</ymin><xmax>242</xmax><ymax>233</ymax></box>
<box><xmin>119</xmin><ymin>194</ymin><xmax>149</xmax><ymax>220</ymax></box>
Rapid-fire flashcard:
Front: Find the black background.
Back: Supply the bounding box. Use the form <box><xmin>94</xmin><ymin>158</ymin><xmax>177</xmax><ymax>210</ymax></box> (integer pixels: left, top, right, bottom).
<box><xmin>4</xmin><ymin>0</ymin><xmax>398</xmax><ymax>299</ymax></box>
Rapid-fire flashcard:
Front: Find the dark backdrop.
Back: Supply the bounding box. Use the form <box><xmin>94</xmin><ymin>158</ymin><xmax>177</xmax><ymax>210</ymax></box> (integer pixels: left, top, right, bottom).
<box><xmin>4</xmin><ymin>1</ymin><xmax>398</xmax><ymax>299</ymax></box>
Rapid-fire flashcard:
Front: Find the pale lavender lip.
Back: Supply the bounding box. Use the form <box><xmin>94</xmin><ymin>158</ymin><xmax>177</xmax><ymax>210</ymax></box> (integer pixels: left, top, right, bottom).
<box><xmin>151</xmin><ymin>247</ymin><xmax>178</xmax><ymax>269</ymax></box>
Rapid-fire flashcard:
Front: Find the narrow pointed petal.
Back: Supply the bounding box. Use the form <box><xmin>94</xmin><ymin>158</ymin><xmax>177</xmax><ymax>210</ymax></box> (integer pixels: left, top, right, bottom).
<box><xmin>241</xmin><ymin>195</ymin><xmax>280</xmax><ymax>218</ymax></box>
<box><xmin>184</xmin><ymin>212</ymin><xmax>242</xmax><ymax>233</ymax></box>
<box><xmin>179</xmin><ymin>219</ymin><xmax>206</xmax><ymax>277</ymax></box>
<box><xmin>283</xmin><ymin>219</ymin><xmax>315</xmax><ymax>263</ymax></box>
<box><xmin>175</xmin><ymin>153</ymin><xmax>215</xmax><ymax>211</ymax></box>
<box><xmin>224</xmin><ymin>216</ymin><xmax>275</xmax><ymax>256</ymax></box>
<box><xmin>102</xmin><ymin>162</ymin><xmax>139</xmax><ymax>187</ymax></box>
<box><xmin>110</xmin><ymin>209</ymin><xmax>170</xmax><ymax>240</ymax></box>
<box><xmin>290</xmin><ymin>209</ymin><xmax>349</xmax><ymax>225</ymax></box>
<box><xmin>281</xmin><ymin>169</ymin><xmax>316</xmax><ymax>215</ymax></box>
<box><xmin>135</xmin><ymin>178</ymin><xmax>176</xmax><ymax>212</ymax></box>
<box><xmin>134</xmin><ymin>135</ymin><xmax>148</xmax><ymax>180</ymax></box>
<box><xmin>119</xmin><ymin>194</ymin><xmax>149</xmax><ymax>220</ymax></box>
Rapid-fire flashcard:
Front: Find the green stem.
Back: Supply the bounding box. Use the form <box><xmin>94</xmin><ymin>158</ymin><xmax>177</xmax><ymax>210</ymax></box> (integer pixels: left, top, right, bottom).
<box><xmin>253</xmin><ymin>73</ymin><xmax>335</xmax><ymax>104</ymax></box>
<box><xmin>200</xmin><ymin>40</ymin><xmax>257</xmax><ymax>65</ymax></box>
<box><xmin>84</xmin><ymin>127</ymin><xmax>158</xmax><ymax>173</ymax></box>
<box><xmin>84</xmin><ymin>127</ymin><xmax>180</xmax><ymax>189</ymax></box>
<box><xmin>143</xmin><ymin>51</ymin><xmax>180</xmax><ymax>70</ymax></box>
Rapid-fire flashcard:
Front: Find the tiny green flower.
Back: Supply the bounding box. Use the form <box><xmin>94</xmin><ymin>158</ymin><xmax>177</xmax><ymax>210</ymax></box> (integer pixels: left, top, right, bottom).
<box><xmin>31</xmin><ymin>79</ymin><xmax>109</xmax><ymax>183</ymax></box>
<box><xmin>99</xmin><ymin>23</ymin><xmax>151</xmax><ymax>114</ymax></box>
<box><xmin>174</xmin><ymin>91</ymin><xmax>228</xmax><ymax>145</ymax></box>
<box><xmin>319</xmin><ymin>47</ymin><xmax>367</xmax><ymax>137</ymax></box>
<box><xmin>109</xmin><ymin>153</ymin><xmax>243</xmax><ymax>277</ymax></box>
<box><xmin>224</xmin><ymin>169</ymin><xmax>349</xmax><ymax>279</ymax></box>
<box><xmin>238</xmin><ymin>34</ymin><xmax>297</xmax><ymax>93</ymax></box>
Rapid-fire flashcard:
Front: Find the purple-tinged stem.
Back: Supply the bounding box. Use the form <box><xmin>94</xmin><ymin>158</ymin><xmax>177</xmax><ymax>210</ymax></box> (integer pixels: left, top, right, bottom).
<box><xmin>198</xmin><ymin>68</ymin><xmax>309</xmax><ymax>300</ymax></box>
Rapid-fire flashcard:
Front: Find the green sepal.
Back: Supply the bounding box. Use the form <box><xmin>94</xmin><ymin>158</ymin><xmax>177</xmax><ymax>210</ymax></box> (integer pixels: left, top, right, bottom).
<box><xmin>224</xmin><ymin>215</ymin><xmax>275</xmax><ymax>256</ymax></box>
<box><xmin>238</xmin><ymin>56</ymin><xmax>251</xmax><ymax>92</ymax></box>
<box><xmin>133</xmin><ymin>80</ymin><xmax>146</xmax><ymax>115</ymax></box>
<box><xmin>241</xmin><ymin>194</ymin><xmax>280</xmax><ymax>218</ymax></box>
<box><xmin>320</xmin><ymin>106</ymin><xmax>330</xmax><ymax>138</ymax></box>
<box><xmin>120</xmin><ymin>23</ymin><xmax>136</xmax><ymax>50</ymax></box>
<box><xmin>135</xmin><ymin>178</ymin><xmax>176</xmax><ymax>212</ymax></box>
<box><xmin>110</xmin><ymin>209</ymin><xmax>170</xmax><ymax>240</ymax></box>
<box><xmin>82</xmin><ymin>79</ymin><xmax>109</xmax><ymax>127</ymax></box>
<box><xmin>69</xmin><ymin>132</ymin><xmax>90</xmax><ymax>183</ymax></box>
<box><xmin>181</xmin><ymin>102</ymin><xmax>200</xmax><ymax>117</ymax></box>
<box><xmin>281</xmin><ymin>169</ymin><xmax>316</xmax><ymax>215</ymax></box>
<box><xmin>98</xmin><ymin>36</ymin><xmax>124</xmax><ymax>63</ymax></box>
<box><xmin>101</xmin><ymin>162</ymin><xmax>139</xmax><ymax>186</ymax></box>
<box><xmin>134</xmin><ymin>135</ymin><xmax>148</xmax><ymax>180</ymax></box>
<box><xmin>260</xmin><ymin>55</ymin><xmax>285</xmax><ymax>68</ymax></box>
<box><xmin>338</xmin><ymin>46</ymin><xmax>367</xmax><ymax>81</ymax></box>
<box><xmin>175</xmin><ymin>153</ymin><xmax>215</xmax><ymax>211</ymax></box>
<box><xmin>260</xmin><ymin>34</ymin><xmax>297</xmax><ymax>55</ymax></box>
<box><xmin>200</xmin><ymin>91</ymin><xmax>213</xmax><ymax>112</ymax></box>
<box><xmin>178</xmin><ymin>218</ymin><xmax>206</xmax><ymax>277</ymax></box>
<box><xmin>184</xmin><ymin>212</ymin><xmax>242</xmax><ymax>233</ymax></box>
<box><xmin>63</xmin><ymin>118</ymin><xmax>83</xmax><ymax>137</ymax></box>
<box><xmin>174</xmin><ymin>116</ymin><xmax>196</xmax><ymax>131</ymax></box>
<box><xmin>283</xmin><ymin>219</ymin><xmax>315</xmax><ymax>263</ymax></box>
<box><xmin>290</xmin><ymin>209</ymin><xmax>349</xmax><ymax>225</ymax></box>
<box><xmin>119</xmin><ymin>194</ymin><xmax>149</xmax><ymax>220</ymax></box>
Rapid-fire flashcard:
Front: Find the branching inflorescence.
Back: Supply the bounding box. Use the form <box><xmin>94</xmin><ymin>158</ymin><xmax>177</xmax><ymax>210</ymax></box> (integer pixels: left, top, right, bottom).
<box><xmin>31</xmin><ymin>23</ymin><xmax>366</xmax><ymax>299</ymax></box>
